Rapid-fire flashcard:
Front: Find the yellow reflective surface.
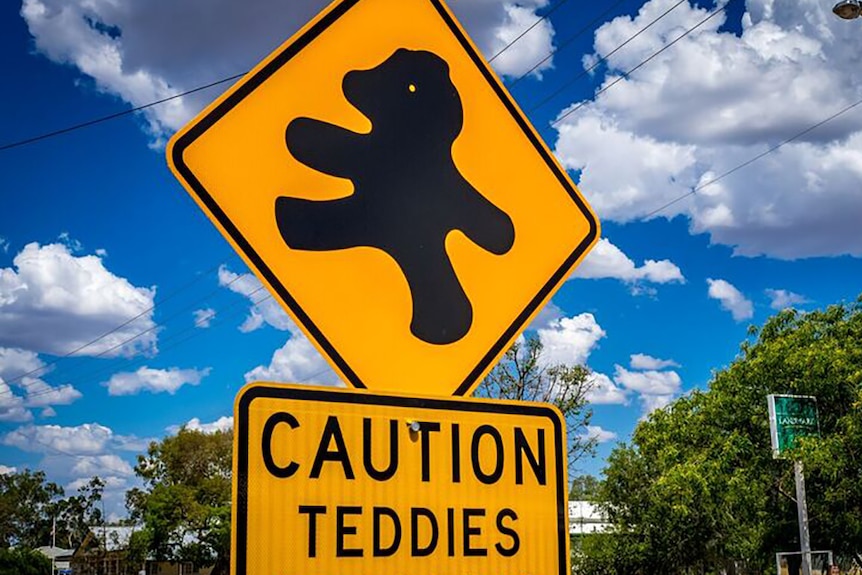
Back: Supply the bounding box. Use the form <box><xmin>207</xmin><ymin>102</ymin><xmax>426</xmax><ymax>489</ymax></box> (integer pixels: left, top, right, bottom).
<box><xmin>234</xmin><ymin>383</ymin><xmax>570</xmax><ymax>575</ymax></box>
<box><xmin>168</xmin><ymin>0</ymin><xmax>599</xmax><ymax>397</ymax></box>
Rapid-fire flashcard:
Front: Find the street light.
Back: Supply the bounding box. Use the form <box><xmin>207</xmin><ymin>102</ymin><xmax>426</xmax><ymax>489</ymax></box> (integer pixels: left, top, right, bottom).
<box><xmin>834</xmin><ymin>0</ymin><xmax>862</xmax><ymax>20</ymax></box>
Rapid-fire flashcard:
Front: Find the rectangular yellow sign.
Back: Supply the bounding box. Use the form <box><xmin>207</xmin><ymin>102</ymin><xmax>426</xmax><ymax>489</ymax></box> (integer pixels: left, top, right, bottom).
<box><xmin>233</xmin><ymin>383</ymin><xmax>569</xmax><ymax>574</ymax></box>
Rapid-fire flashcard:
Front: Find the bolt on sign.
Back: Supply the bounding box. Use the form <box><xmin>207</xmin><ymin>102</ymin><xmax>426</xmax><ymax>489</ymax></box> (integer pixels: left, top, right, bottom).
<box><xmin>234</xmin><ymin>384</ymin><xmax>569</xmax><ymax>575</ymax></box>
<box><xmin>767</xmin><ymin>394</ymin><xmax>820</xmax><ymax>458</ymax></box>
<box><xmin>166</xmin><ymin>0</ymin><xmax>599</xmax><ymax>397</ymax></box>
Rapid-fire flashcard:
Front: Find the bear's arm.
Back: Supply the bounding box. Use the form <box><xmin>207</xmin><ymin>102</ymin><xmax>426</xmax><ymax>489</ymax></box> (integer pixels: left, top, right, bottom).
<box><xmin>452</xmin><ymin>176</ymin><xmax>515</xmax><ymax>256</ymax></box>
<box><xmin>286</xmin><ymin>117</ymin><xmax>366</xmax><ymax>180</ymax></box>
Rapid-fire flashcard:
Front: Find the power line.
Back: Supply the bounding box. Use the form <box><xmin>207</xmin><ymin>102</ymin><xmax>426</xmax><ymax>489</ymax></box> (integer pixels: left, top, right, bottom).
<box><xmin>527</xmin><ymin>0</ymin><xmax>688</xmax><ymax>114</ymax></box>
<box><xmin>1</xmin><ymin>0</ymin><xmax>856</xmax><ymax>412</ymax></box>
<box><xmin>508</xmin><ymin>0</ymin><xmax>632</xmax><ymax>88</ymax></box>
<box><xmin>0</xmin><ymin>0</ymin><xmax>580</xmax><ymax>154</ymax></box>
<box><xmin>0</xmin><ymin>74</ymin><xmax>246</xmax><ymax>153</ymax></box>
<box><xmin>7</xmin><ymin>286</ymin><xmax>271</xmax><ymax>404</ymax></box>
<box><xmin>0</xmin><ymin>263</ymin><xmax>248</xmax><ymax>398</ymax></box>
<box><xmin>641</xmin><ymin>94</ymin><xmax>862</xmax><ymax>219</ymax></box>
<box><xmin>0</xmin><ymin>259</ymin><xmax>240</xmax><ymax>392</ymax></box>
<box><xmin>552</xmin><ymin>0</ymin><xmax>728</xmax><ymax>125</ymax></box>
<box><xmin>487</xmin><ymin>0</ymin><xmax>574</xmax><ymax>63</ymax></box>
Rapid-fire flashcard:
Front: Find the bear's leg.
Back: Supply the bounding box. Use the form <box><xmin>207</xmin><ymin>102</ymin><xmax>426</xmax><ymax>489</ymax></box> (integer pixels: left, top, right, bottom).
<box><xmin>396</xmin><ymin>244</ymin><xmax>472</xmax><ymax>345</ymax></box>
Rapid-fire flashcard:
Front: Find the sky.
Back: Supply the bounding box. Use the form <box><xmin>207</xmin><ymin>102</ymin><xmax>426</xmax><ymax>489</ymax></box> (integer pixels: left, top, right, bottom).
<box><xmin>1</xmin><ymin>0</ymin><xmax>862</xmax><ymax>518</ymax></box>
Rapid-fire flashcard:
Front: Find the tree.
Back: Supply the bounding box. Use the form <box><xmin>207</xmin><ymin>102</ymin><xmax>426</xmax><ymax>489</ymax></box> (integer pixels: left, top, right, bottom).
<box><xmin>0</xmin><ymin>470</ymin><xmax>104</xmax><ymax>552</ymax></box>
<box><xmin>50</xmin><ymin>477</ymin><xmax>105</xmax><ymax>550</ymax></box>
<box><xmin>575</xmin><ymin>299</ymin><xmax>862</xmax><ymax>574</ymax></box>
<box><xmin>126</xmin><ymin>427</ymin><xmax>232</xmax><ymax>575</ymax></box>
<box><xmin>476</xmin><ymin>334</ymin><xmax>597</xmax><ymax>473</ymax></box>
<box><xmin>569</xmin><ymin>474</ymin><xmax>602</xmax><ymax>500</ymax></box>
<box><xmin>0</xmin><ymin>469</ymin><xmax>62</xmax><ymax>549</ymax></box>
<box><xmin>0</xmin><ymin>547</ymin><xmax>51</xmax><ymax>575</ymax></box>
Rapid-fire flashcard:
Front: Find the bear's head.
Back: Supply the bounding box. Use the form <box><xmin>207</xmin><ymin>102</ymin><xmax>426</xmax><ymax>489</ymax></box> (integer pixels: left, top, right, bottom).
<box><xmin>343</xmin><ymin>49</ymin><xmax>463</xmax><ymax>142</ymax></box>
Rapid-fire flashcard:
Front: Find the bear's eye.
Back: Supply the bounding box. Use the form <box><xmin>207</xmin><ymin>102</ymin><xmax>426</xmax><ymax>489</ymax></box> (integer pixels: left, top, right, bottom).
<box><xmin>408</xmin><ymin>83</ymin><xmax>417</xmax><ymax>93</ymax></box>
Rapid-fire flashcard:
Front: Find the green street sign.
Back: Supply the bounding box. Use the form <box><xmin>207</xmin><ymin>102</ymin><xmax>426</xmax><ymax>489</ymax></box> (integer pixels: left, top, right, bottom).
<box><xmin>767</xmin><ymin>394</ymin><xmax>820</xmax><ymax>458</ymax></box>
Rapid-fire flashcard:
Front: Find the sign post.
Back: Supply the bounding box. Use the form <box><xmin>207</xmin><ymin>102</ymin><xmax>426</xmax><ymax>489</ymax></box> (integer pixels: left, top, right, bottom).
<box><xmin>768</xmin><ymin>394</ymin><xmax>821</xmax><ymax>575</ymax></box>
<box><xmin>167</xmin><ymin>0</ymin><xmax>601</xmax><ymax>572</ymax></box>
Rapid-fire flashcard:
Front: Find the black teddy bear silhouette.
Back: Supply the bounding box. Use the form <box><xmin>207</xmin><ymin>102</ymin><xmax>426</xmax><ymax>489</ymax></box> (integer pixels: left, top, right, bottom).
<box><xmin>276</xmin><ymin>48</ymin><xmax>515</xmax><ymax>345</ymax></box>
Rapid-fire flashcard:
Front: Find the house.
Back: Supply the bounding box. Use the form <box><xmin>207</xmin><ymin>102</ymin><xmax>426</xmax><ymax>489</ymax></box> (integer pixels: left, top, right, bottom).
<box><xmin>36</xmin><ymin>546</ymin><xmax>74</xmax><ymax>574</ymax></box>
<box><xmin>71</xmin><ymin>526</ymin><xmax>138</xmax><ymax>575</ymax></box>
<box><xmin>71</xmin><ymin>526</ymin><xmax>213</xmax><ymax>575</ymax></box>
<box><xmin>568</xmin><ymin>500</ymin><xmax>611</xmax><ymax>535</ymax></box>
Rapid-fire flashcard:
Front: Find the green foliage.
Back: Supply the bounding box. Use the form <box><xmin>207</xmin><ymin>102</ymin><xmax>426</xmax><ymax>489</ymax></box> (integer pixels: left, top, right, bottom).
<box><xmin>578</xmin><ymin>300</ymin><xmax>862</xmax><ymax>574</ymax></box>
<box><xmin>477</xmin><ymin>335</ymin><xmax>596</xmax><ymax>468</ymax></box>
<box><xmin>569</xmin><ymin>474</ymin><xmax>602</xmax><ymax>500</ymax></box>
<box><xmin>0</xmin><ymin>547</ymin><xmax>52</xmax><ymax>575</ymax></box>
<box><xmin>51</xmin><ymin>477</ymin><xmax>105</xmax><ymax>550</ymax></box>
<box><xmin>0</xmin><ymin>469</ymin><xmax>62</xmax><ymax>548</ymax></box>
<box><xmin>0</xmin><ymin>470</ymin><xmax>103</xmax><ymax>551</ymax></box>
<box><xmin>126</xmin><ymin>427</ymin><xmax>232</xmax><ymax>574</ymax></box>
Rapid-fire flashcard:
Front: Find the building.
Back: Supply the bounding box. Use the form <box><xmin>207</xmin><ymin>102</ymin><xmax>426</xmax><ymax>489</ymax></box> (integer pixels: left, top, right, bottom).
<box><xmin>568</xmin><ymin>500</ymin><xmax>611</xmax><ymax>535</ymax></box>
<box><xmin>70</xmin><ymin>526</ymin><xmax>213</xmax><ymax>575</ymax></box>
<box><xmin>36</xmin><ymin>546</ymin><xmax>74</xmax><ymax>574</ymax></box>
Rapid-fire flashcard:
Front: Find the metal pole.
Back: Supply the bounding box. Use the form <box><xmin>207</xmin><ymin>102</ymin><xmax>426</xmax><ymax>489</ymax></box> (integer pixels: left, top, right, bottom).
<box><xmin>51</xmin><ymin>515</ymin><xmax>56</xmax><ymax>575</ymax></box>
<box><xmin>794</xmin><ymin>460</ymin><xmax>812</xmax><ymax>575</ymax></box>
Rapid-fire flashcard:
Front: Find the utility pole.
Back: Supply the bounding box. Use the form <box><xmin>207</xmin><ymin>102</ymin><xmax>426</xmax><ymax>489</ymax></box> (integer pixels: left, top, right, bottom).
<box><xmin>795</xmin><ymin>460</ymin><xmax>812</xmax><ymax>575</ymax></box>
<box><xmin>51</xmin><ymin>515</ymin><xmax>56</xmax><ymax>575</ymax></box>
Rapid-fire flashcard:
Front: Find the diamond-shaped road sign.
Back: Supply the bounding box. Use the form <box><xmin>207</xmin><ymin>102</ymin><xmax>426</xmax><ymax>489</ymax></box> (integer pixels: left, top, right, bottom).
<box><xmin>167</xmin><ymin>0</ymin><xmax>599</xmax><ymax>397</ymax></box>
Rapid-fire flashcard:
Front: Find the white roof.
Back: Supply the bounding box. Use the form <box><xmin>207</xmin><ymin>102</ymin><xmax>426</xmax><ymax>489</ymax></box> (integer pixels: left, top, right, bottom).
<box><xmin>88</xmin><ymin>525</ymin><xmax>139</xmax><ymax>551</ymax></box>
<box><xmin>37</xmin><ymin>546</ymin><xmax>74</xmax><ymax>558</ymax></box>
<box><xmin>568</xmin><ymin>500</ymin><xmax>612</xmax><ymax>535</ymax></box>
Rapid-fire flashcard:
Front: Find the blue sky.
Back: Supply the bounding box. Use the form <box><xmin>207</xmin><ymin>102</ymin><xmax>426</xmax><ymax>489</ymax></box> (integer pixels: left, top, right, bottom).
<box><xmin>1</xmin><ymin>0</ymin><xmax>862</xmax><ymax>516</ymax></box>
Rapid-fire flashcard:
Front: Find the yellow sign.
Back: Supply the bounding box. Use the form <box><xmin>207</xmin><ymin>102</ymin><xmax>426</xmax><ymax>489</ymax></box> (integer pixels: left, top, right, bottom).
<box><xmin>234</xmin><ymin>383</ymin><xmax>569</xmax><ymax>575</ymax></box>
<box><xmin>168</xmin><ymin>0</ymin><xmax>599</xmax><ymax>396</ymax></box>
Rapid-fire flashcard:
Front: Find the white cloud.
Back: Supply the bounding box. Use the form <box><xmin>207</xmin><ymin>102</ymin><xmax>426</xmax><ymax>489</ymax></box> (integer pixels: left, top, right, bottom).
<box><xmin>0</xmin><ymin>347</ymin><xmax>82</xmax><ymax>420</ymax></box>
<box><xmin>0</xmin><ymin>243</ymin><xmax>156</xmax><ymax>357</ymax></box>
<box><xmin>57</xmin><ymin>232</ymin><xmax>83</xmax><ymax>253</ymax></box>
<box><xmin>555</xmin><ymin>107</ymin><xmax>698</xmax><ymax>223</ymax></box>
<box><xmin>22</xmin><ymin>381</ymin><xmax>81</xmax><ymax>408</ymax></box>
<box><xmin>488</xmin><ymin>3</ymin><xmax>555</xmax><ymax>78</ymax></box>
<box><xmin>0</xmin><ymin>465</ymin><xmax>16</xmax><ymax>475</ymax></box>
<box><xmin>571</xmin><ymin>238</ymin><xmax>684</xmax><ymax>285</ymax></box>
<box><xmin>529</xmin><ymin>301</ymin><xmax>564</xmax><ymax>330</ymax></box>
<box><xmin>614</xmin><ymin>365</ymin><xmax>681</xmax><ymax>396</ymax></box>
<box><xmin>3</xmin><ymin>422</ymin><xmax>143</xmax><ymax>519</ymax></box>
<box><xmin>554</xmin><ymin>0</ymin><xmax>862</xmax><ymax>259</ymax></box>
<box><xmin>68</xmin><ymin>455</ymin><xmax>134</xmax><ymax>477</ymax></box>
<box><xmin>21</xmin><ymin>0</ymin><xmax>557</xmax><ymax>138</ymax></box>
<box><xmin>169</xmin><ymin>416</ymin><xmax>234</xmax><ymax>435</ymax></box>
<box><xmin>613</xmin><ymin>364</ymin><xmax>682</xmax><ymax>416</ymax></box>
<box><xmin>765</xmin><ymin>288</ymin><xmax>809</xmax><ymax>310</ymax></box>
<box><xmin>193</xmin><ymin>308</ymin><xmax>216</xmax><ymax>328</ymax></box>
<box><xmin>104</xmin><ymin>366</ymin><xmax>210</xmax><ymax>396</ymax></box>
<box><xmin>630</xmin><ymin>353</ymin><xmax>679</xmax><ymax>370</ymax></box>
<box><xmin>66</xmin><ymin>475</ymin><xmax>127</xmax><ymax>493</ymax></box>
<box><xmin>0</xmin><ymin>385</ymin><xmax>31</xmax><ymax>423</ymax></box>
<box><xmin>0</xmin><ymin>238</ymin><xmax>9</xmax><ymax>254</ymax></box>
<box><xmin>3</xmin><ymin>422</ymin><xmax>114</xmax><ymax>455</ymax></box>
<box><xmin>218</xmin><ymin>266</ymin><xmax>291</xmax><ymax>332</ymax></box>
<box><xmin>639</xmin><ymin>393</ymin><xmax>675</xmax><ymax>416</ymax></box>
<box><xmin>585</xmin><ymin>372</ymin><xmax>628</xmax><ymax>405</ymax></box>
<box><xmin>707</xmin><ymin>278</ymin><xmax>754</xmax><ymax>321</ymax></box>
<box><xmin>581</xmin><ymin>425</ymin><xmax>618</xmax><ymax>444</ymax></box>
<box><xmin>536</xmin><ymin>313</ymin><xmax>606</xmax><ymax>367</ymax></box>
<box><xmin>245</xmin><ymin>335</ymin><xmax>340</xmax><ymax>386</ymax></box>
